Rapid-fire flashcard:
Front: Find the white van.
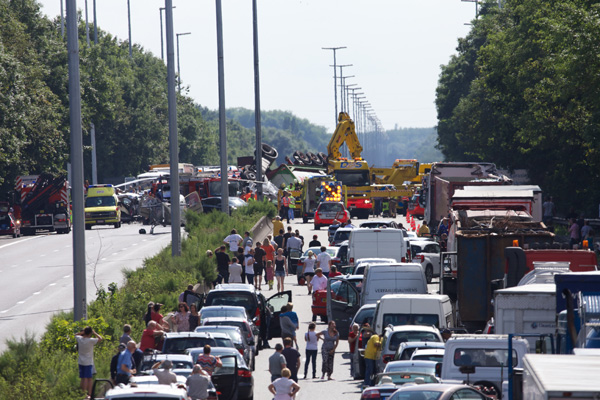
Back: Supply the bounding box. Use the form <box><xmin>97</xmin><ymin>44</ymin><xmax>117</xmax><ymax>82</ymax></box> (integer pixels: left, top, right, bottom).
<box><xmin>348</xmin><ymin>228</ymin><xmax>409</xmax><ymax>267</ymax></box>
<box><xmin>441</xmin><ymin>334</ymin><xmax>529</xmax><ymax>394</ymax></box>
<box><xmin>373</xmin><ymin>294</ymin><xmax>453</xmax><ymax>334</ymax></box>
<box><xmin>361</xmin><ymin>263</ymin><xmax>428</xmax><ymax>306</ymax></box>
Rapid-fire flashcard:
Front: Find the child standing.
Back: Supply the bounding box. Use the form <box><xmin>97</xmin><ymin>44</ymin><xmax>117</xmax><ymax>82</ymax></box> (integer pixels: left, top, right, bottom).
<box><xmin>304</xmin><ymin>322</ymin><xmax>319</xmax><ymax>379</ymax></box>
<box><xmin>265</xmin><ymin>260</ymin><xmax>274</xmax><ymax>290</ymax></box>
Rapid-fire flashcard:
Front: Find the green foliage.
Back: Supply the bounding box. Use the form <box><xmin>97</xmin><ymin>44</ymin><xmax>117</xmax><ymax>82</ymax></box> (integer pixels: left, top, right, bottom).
<box><xmin>435</xmin><ymin>0</ymin><xmax>600</xmax><ymax>215</ymax></box>
<box><xmin>41</xmin><ymin>316</ymin><xmax>111</xmax><ymax>354</ymax></box>
<box><xmin>236</xmin><ymin>199</ymin><xmax>278</xmax><ymax>219</ymax></box>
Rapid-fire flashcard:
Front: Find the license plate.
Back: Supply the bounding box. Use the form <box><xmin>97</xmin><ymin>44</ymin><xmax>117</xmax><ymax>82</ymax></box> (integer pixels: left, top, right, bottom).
<box><xmin>97</xmin><ymin>220</ymin><xmax>104</xmax><ymax>223</ymax></box>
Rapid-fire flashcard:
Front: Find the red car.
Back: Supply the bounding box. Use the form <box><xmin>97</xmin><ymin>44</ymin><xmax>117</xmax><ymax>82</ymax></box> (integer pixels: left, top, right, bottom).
<box><xmin>311</xmin><ymin>289</ymin><xmax>328</xmax><ymax>323</ymax></box>
<box><xmin>314</xmin><ymin>201</ymin><xmax>351</xmax><ymax>230</ymax></box>
<box><xmin>0</xmin><ymin>211</ymin><xmax>21</xmax><ymax>238</ymax></box>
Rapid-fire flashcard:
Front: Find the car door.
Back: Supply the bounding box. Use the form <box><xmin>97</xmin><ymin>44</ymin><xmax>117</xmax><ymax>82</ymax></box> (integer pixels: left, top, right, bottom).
<box><xmin>449</xmin><ymin>388</ymin><xmax>487</xmax><ymax>399</ymax></box>
<box><xmin>211</xmin><ymin>354</ymin><xmax>239</xmax><ymax>400</ymax></box>
<box><xmin>424</xmin><ymin>243</ymin><xmax>441</xmax><ymax>275</ymax></box>
<box><xmin>266</xmin><ymin>291</ymin><xmax>293</xmax><ymax>339</ymax></box>
<box><xmin>327</xmin><ymin>277</ymin><xmax>360</xmax><ymax>340</ymax></box>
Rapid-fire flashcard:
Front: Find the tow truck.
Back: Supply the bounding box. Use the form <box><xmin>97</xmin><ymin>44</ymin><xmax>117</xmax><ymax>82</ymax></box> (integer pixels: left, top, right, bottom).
<box><xmin>13</xmin><ymin>173</ymin><xmax>71</xmax><ymax>235</ymax></box>
<box><xmin>327</xmin><ymin>112</ymin><xmax>372</xmax><ymax>219</ymax></box>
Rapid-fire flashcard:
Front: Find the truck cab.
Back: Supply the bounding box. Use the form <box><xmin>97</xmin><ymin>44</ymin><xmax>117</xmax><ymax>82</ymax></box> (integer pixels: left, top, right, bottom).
<box><xmin>85</xmin><ymin>185</ymin><xmax>121</xmax><ymax>229</ymax></box>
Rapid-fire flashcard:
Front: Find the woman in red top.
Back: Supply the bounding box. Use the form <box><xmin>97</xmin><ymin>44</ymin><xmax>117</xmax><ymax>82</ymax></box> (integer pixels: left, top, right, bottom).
<box><xmin>347</xmin><ymin>323</ymin><xmax>359</xmax><ymax>377</ymax></box>
<box><xmin>262</xmin><ymin>238</ymin><xmax>276</xmax><ymax>284</ymax></box>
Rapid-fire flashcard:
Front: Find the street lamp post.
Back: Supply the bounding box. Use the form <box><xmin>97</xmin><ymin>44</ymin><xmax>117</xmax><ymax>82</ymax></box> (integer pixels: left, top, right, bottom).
<box><xmin>127</xmin><ymin>0</ymin><xmax>132</xmax><ymax>58</ymax></box>
<box><xmin>160</xmin><ymin>6</ymin><xmax>176</xmax><ymax>61</ymax></box>
<box><xmin>322</xmin><ymin>46</ymin><xmax>346</xmax><ymax>125</ymax></box>
<box><xmin>252</xmin><ymin>0</ymin><xmax>263</xmax><ymax>200</ymax></box>
<box><xmin>215</xmin><ymin>0</ymin><xmax>229</xmax><ymax>214</ymax></box>
<box><xmin>176</xmin><ymin>32</ymin><xmax>191</xmax><ymax>92</ymax></box>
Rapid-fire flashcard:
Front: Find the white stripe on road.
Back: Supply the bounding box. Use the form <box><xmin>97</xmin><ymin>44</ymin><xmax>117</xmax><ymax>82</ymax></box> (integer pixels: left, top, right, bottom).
<box><xmin>0</xmin><ymin>235</ymin><xmax>41</xmax><ymax>250</ymax></box>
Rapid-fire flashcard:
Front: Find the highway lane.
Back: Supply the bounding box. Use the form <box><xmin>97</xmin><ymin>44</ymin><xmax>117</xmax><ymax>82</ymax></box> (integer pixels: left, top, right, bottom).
<box><xmin>0</xmin><ymin>223</ymin><xmax>177</xmax><ymax>352</ymax></box>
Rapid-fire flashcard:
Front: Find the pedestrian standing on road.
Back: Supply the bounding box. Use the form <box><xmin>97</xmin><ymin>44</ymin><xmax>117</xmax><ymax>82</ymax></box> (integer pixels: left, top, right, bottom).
<box><xmin>569</xmin><ymin>218</ymin><xmax>580</xmax><ymax>248</ymax></box>
<box><xmin>265</xmin><ymin>260</ymin><xmax>275</xmax><ymax>290</ymax></box>
<box><xmin>363</xmin><ymin>329</ymin><xmax>381</xmax><ymax>387</ymax></box>
<box><xmin>282</xmin><ymin>337</ymin><xmax>301</xmax><ymax>382</ymax></box>
<box><xmin>214</xmin><ymin>245</ymin><xmax>231</xmax><ymax>284</ymax></box>
<box><xmin>418</xmin><ymin>221</ymin><xmax>430</xmax><ymax>237</ymax></box>
<box><xmin>263</xmin><ymin>238</ymin><xmax>276</xmax><ymax>284</ymax></box>
<box><xmin>311</xmin><ymin>268</ymin><xmax>328</xmax><ymax>291</ymax></box>
<box><xmin>281</xmin><ymin>303</ymin><xmax>300</xmax><ymax>349</ymax></box>
<box><xmin>187</xmin><ymin>365</ymin><xmax>211</xmax><ymax>400</ymax></box>
<box><xmin>272</xmin><ymin>216</ymin><xmax>284</xmax><ymax>239</ymax></box>
<box><xmin>269</xmin><ymin>343</ymin><xmax>287</xmax><ymax>382</ymax></box>
<box><xmin>242</xmin><ymin>231</ymin><xmax>253</xmax><ymax>254</ymax></box>
<box><xmin>308</xmin><ymin>235</ymin><xmax>321</xmax><ymax>248</ymax></box>
<box><xmin>179</xmin><ymin>284</ymin><xmax>195</xmax><ymax>303</ymax></box>
<box><xmin>283</xmin><ymin>226</ymin><xmax>293</xmax><ymax>253</ymax></box>
<box><xmin>348</xmin><ymin>323</ymin><xmax>359</xmax><ymax>377</ymax></box>
<box><xmin>116</xmin><ymin>341</ymin><xmax>137</xmax><ymax>385</ymax></box>
<box><xmin>75</xmin><ymin>326</ymin><xmax>102</xmax><ymax>397</ymax></box>
<box><xmin>542</xmin><ymin>196</ymin><xmax>556</xmax><ymax>227</ymax></box>
<box><xmin>295</xmin><ymin>229</ymin><xmax>304</xmax><ymax>251</ymax></box>
<box><xmin>173</xmin><ymin>302</ymin><xmax>191</xmax><ymax>332</ymax></box>
<box><xmin>281</xmin><ymin>192</ymin><xmax>292</xmax><ymax>223</ymax></box>
<box><xmin>275</xmin><ymin>248</ymin><xmax>288</xmax><ymax>292</ymax></box>
<box><xmin>254</xmin><ymin>242</ymin><xmax>266</xmax><ymax>290</ymax></box>
<box><xmin>268</xmin><ymin>368</ymin><xmax>300</xmax><ymax>400</ymax></box>
<box><xmin>188</xmin><ymin>303</ymin><xmax>200</xmax><ymax>331</ymax></box>
<box><xmin>317</xmin><ymin>321</ymin><xmax>339</xmax><ymax>380</ymax></box>
<box><xmin>228</xmin><ymin>257</ymin><xmax>243</xmax><ymax>283</ymax></box>
<box><xmin>581</xmin><ymin>220</ymin><xmax>593</xmax><ymax>244</ymax></box>
<box><xmin>280</xmin><ymin>306</ymin><xmax>297</xmax><ymax>345</ymax></box>
<box><xmin>152</xmin><ymin>359</ymin><xmax>177</xmax><ymax>385</ymax></box>
<box><xmin>244</xmin><ymin>249</ymin><xmax>255</xmax><ymax>285</ymax></box>
<box><xmin>196</xmin><ymin>345</ymin><xmax>222</xmax><ymax>377</ymax></box>
<box><xmin>316</xmin><ymin>247</ymin><xmax>332</xmax><ymax>277</ymax></box>
<box><xmin>274</xmin><ymin>229</ymin><xmax>285</xmax><ymax>251</ymax></box>
<box><xmin>302</xmin><ymin>251</ymin><xmax>316</xmax><ymax>294</ymax></box>
<box><xmin>288</xmin><ymin>195</ymin><xmax>295</xmax><ymax>221</ymax></box>
<box><xmin>223</xmin><ymin>229</ymin><xmax>243</xmax><ymax>254</ymax></box>
<box><xmin>304</xmin><ymin>323</ymin><xmax>319</xmax><ymax>379</ymax></box>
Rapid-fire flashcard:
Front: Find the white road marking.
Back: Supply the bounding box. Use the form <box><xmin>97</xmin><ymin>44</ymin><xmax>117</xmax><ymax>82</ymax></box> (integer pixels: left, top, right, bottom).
<box><xmin>40</xmin><ymin>254</ymin><xmax>46</xmax><ymax>257</ymax></box>
<box><xmin>101</xmin><ymin>258</ymin><xmax>107</xmax><ymax>261</ymax></box>
<box><xmin>49</xmin><ymin>283</ymin><xmax>56</xmax><ymax>286</ymax></box>
<box><xmin>132</xmin><ymin>243</ymin><xmax>138</xmax><ymax>246</ymax></box>
<box><xmin>53</xmin><ymin>249</ymin><xmax>59</xmax><ymax>252</ymax></box>
<box><xmin>63</xmin><ymin>275</ymin><xmax>70</xmax><ymax>279</ymax></box>
<box><xmin>112</xmin><ymin>253</ymin><xmax>119</xmax><ymax>256</ymax></box>
<box><xmin>0</xmin><ymin>235</ymin><xmax>41</xmax><ymax>250</ymax></box>
<box><xmin>17</xmin><ymin>301</ymin><xmax>25</xmax><ymax>304</ymax></box>
<box><xmin>33</xmin><ymin>291</ymin><xmax>41</xmax><ymax>295</ymax></box>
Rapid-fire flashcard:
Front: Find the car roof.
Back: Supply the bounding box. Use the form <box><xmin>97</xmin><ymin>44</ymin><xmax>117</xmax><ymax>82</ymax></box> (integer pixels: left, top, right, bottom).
<box><xmin>398</xmin><ymin>341</ymin><xmax>446</xmax><ymax>350</ymax></box>
<box><xmin>164</xmin><ymin>331</ymin><xmax>229</xmax><ymax>339</ymax></box>
<box><xmin>203</xmin><ymin>317</ymin><xmax>248</xmax><ymax>324</ymax></box>
<box><xmin>144</xmin><ymin>354</ymin><xmax>193</xmax><ymax>362</ymax></box>
<box><xmin>200</xmin><ymin>305</ymin><xmax>247</xmax><ymax>313</ymax></box>
<box><xmin>392</xmin><ymin>383</ymin><xmax>474</xmax><ymax>393</ymax></box>
<box><xmin>195</xmin><ymin>325</ymin><xmax>243</xmax><ymax>332</ymax></box>
<box><xmin>106</xmin><ymin>384</ymin><xmax>187</xmax><ymax>398</ymax></box>
<box><xmin>211</xmin><ymin>283</ymin><xmax>258</xmax><ymax>293</ymax></box>
<box><xmin>334</xmin><ymin>227</ymin><xmax>354</xmax><ymax>232</ymax></box>
<box><xmin>385</xmin><ymin>325</ymin><xmax>441</xmax><ymax>334</ymax></box>
<box><xmin>385</xmin><ymin>360</ymin><xmax>438</xmax><ymax>368</ymax></box>
<box><xmin>356</xmin><ymin>258</ymin><xmax>396</xmax><ymax>264</ymax></box>
<box><xmin>412</xmin><ymin>348</ymin><xmax>446</xmax><ymax>355</ymax></box>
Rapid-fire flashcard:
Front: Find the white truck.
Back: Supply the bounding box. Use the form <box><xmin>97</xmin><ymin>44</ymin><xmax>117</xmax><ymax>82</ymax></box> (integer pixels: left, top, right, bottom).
<box><xmin>522</xmin><ymin>353</ymin><xmax>600</xmax><ymax>399</ymax></box>
<box><xmin>493</xmin><ymin>284</ymin><xmax>557</xmax><ymax>350</ymax></box>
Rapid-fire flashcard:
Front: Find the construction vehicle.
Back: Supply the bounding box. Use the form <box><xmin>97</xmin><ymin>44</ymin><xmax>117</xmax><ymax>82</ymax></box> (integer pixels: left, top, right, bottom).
<box><xmin>327</xmin><ymin>112</ymin><xmax>372</xmax><ymax>219</ymax></box>
<box><xmin>13</xmin><ymin>173</ymin><xmax>71</xmax><ymax>235</ymax></box>
<box><xmin>371</xmin><ymin>159</ymin><xmax>419</xmax><ymax>187</ymax></box>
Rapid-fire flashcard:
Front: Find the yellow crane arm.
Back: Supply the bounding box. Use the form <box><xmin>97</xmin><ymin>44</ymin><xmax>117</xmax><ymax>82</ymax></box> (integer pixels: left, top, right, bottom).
<box><xmin>327</xmin><ymin>112</ymin><xmax>363</xmax><ymax>160</ymax></box>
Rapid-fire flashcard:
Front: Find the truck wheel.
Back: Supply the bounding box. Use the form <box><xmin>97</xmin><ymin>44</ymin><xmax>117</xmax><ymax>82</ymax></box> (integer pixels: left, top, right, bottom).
<box><xmin>114</xmin><ymin>222</ymin><xmax>121</xmax><ymax>228</ymax></box>
<box><xmin>303</xmin><ymin>216</ymin><xmax>308</xmax><ymax>223</ymax></box>
<box><xmin>314</xmin><ymin>224</ymin><xmax>320</xmax><ymax>230</ymax></box>
<box><xmin>321</xmin><ymin>315</ymin><xmax>328</xmax><ymax>323</ymax></box>
<box><xmin>425</xmin><ymin>265</ymin><xmax>433</xmax><ymax>284</ymax></box>
<box><xmin>85</xmin><ymin>225</ymin><xmax>92</xmax><ymax>230</ymax></box>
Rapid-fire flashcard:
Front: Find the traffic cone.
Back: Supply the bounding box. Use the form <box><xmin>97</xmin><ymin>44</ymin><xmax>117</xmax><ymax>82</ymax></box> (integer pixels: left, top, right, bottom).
<box><xmin>417</xmin><ymin>224</ymin><xmax>421</xmax><ymax>232</ymax></box>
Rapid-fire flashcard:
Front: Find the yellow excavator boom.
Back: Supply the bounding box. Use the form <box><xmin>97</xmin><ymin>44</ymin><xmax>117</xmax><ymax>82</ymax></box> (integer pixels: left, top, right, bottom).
<box><xmin>327</xmin><ymin>112</ymin><xmax>363</xmax><ymax>161</ymax></box>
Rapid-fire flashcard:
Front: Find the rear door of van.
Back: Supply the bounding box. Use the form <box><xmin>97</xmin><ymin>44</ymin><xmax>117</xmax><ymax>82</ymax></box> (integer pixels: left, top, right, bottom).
<box><xmin>394</xmin><ymin>266</ymin><xmax>428</xmax><ymax>294</ymax></box>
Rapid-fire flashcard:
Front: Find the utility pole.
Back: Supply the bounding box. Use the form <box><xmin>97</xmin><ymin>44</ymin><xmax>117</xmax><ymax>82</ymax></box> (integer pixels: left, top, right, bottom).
<box><xmin>322</xmin><ymin>46</ymin><xmax>346</xmax><ymax>126</ymax></box>
<box><xmin>60</xmin><ymin>0</ymin><xmax>64</xmax><ymax>37</ymax></box>
<box><xmin>345</xmin><ymin>83</ymin><xmax>357</xmax><ymax>115</ymax></box>
<box><xmin>252</xmin><ymin>0</ymin><xmax>263</xmax><ymax>200</ymax></box>
<box><xmin>127</xmin><ymin>0</ymin><xmax>132</xmax><ymax>58</ymax></box>
<box><xmin>165</xmin><ymin>0</ymin><xmax>181</xmax><ymax>256</ymax></box>
<box><xmin>160</xmin><ymin>6</ymin><xmax>176</xmax><ymax>61</ymax></box>
<box><xmin>339</xmin><ymin>74</ymin><xmax>354</xmax><ymax>112</ymax></box>
<box><xmin>66</xmin><ymin>0</ymin><xmax>86</xmax><ymax>321</ymax></box>
<box><xmin>461</xmin><ymin>0</ymin><xmax>479</xmax><ymax>20</ymax></box>
<box><xmin>85</xmin><ymin>0</ymin><xmax>90</xmax><ymax>47</ymax></box>
<box><xmin>176</xmin><ymin>32</ymin><xmax>191</xmax><ymax>92</ymax></box>
<box><xmin>93</xmin><ymin>0</ymin><xmax>98</xmax><ymax>44</ymax></box>
<box><xmin>336</xmin><ymin>65</ymin><xmax>352</xmax><ymax>111</ymax></box>
<box><xmin>215</xmin><ymin>0</ymin><xmax>229</xmax><ymax>214</ymax></box>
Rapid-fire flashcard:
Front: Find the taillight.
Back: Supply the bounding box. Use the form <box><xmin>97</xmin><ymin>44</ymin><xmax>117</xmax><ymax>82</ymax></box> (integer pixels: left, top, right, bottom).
<box><xmin>254</xmin><ymin>308</ymin><xmax>260</xmax><ymax>327</ymax></box>
<box><xmin>238</xmin><ymin>369</ymin><xmax>252</xmax><ymax>378</ymax></box>
<box><xmin>358</xmin><ymin>332</ymin><xmax>363</xmax><ymax>348</ymax></box>
<box><xmin>238</xmin><ymin>348</ymin><xmax>244</xmax><ymax>356</ymax></box>
<box><xmin>350</xmin><ymin>257</ymin><xmax>354</xmax><ymax>265</ymax></box>
<box><xmin>383</xmin><ymin>355</ymin><xmax>393</xmax><ymax>364</ymax></box>
<box><xmin>401</xmin><ymin>257</ymin><xmax>406</xmax><ymax>262</ymax></box>
<box><xmin>418</xmin><ymin>254</ymin><xmax>425</xmax><ymax>262</ymax></box>
<box><xmin>361</xmin><ymin>389</ymin><xmax>380</xmax><ymax>399</ymax></box>
<box><xmin>332</xmin><ymin>257</ymin><xmax>340</xmax><ymax>264</ymax></box>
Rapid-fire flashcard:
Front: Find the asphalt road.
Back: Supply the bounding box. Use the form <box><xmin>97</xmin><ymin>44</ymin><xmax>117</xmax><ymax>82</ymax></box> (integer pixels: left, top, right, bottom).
<box><xmin>0</xmin><ymin>222</ymin><xmax>177</xmax><ymax>352</ymax></box>
<box><xmin>251</xmin><ymin>212</ymin><xmax>435</xmax><ymax>400</ymax></box>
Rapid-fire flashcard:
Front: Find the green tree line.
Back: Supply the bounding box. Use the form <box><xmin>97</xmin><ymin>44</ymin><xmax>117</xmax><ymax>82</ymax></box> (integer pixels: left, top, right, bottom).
<box><xmin>436</xmin><ymin>0</ymin><xmax>600</xmax><ymax>216</ymax></box>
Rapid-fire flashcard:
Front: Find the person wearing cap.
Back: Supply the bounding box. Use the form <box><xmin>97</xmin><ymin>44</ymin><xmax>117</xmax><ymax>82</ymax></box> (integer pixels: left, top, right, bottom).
<box><xmin>187</xmin><ymin>365</ymin><xmax>211</xmax><ymax>400</ymax></box>
<box><xmin>152</xmin><ymin>359</ymin><xmax>177</xmax><ymax>385</ymax></box>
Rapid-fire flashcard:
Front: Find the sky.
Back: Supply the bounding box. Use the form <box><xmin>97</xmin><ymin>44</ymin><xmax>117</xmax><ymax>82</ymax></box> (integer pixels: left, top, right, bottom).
<box><xmin>37</xmin><ymin>0</ymin><xmax>475</xmax><ymax>133</ymax></box>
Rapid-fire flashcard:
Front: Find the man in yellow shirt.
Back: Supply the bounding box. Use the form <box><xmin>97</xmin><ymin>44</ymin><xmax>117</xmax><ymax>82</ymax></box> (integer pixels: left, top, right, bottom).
<box><xmin>363</xmin><ymin>331</ymin><xmax>380</xmax><ymax>387</ymax></box>
<box><xmin>418</xmin><ymin>221</ymin><xmax>430</xmax><ymax>237</ymax></box>
<box><xmin>272</xmin><ymin>216</ymin><xmax>284</xmax><ymax>238</ymax></box>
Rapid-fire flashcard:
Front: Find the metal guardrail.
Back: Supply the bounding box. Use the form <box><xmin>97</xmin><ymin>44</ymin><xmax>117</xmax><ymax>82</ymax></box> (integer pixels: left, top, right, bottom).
<box><xmin>250</xmin><ymin>216</ymin><xmax>273</xmax><ymax>243</ymax></box>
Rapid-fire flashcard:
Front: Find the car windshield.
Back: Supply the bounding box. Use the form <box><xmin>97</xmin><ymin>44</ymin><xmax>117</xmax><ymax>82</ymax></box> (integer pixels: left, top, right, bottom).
<box><xmin>229</xmin><ymin>197</ymin><xmax>246</xmax><ymax>207</ymax></box>
<box><xmin>200</xmin><ymin>308</ymin><xmax>246</xmax><ymax>322</ymax></box>
<box><xmin>0</xmin><ymin>214</ymin><xmax>11</xmax><ymax>224</ymax></box>
<box><xmin>385</xmin><ymin>363</ymin><xmax>436</xmax><ymax>375</ymax></box>
<box><xmin>140</xmin><ymin>359</ymin><xmax>193</xmax><ymax>372</ymax></box>
<box><xmin>204</xmin><ymin>321</ymin><xmax>247</xmax><ymax>336</ymax></box>
<box><xmin>383</xmin><ymin>314</ymin><xmax>441</xmax><ymax>329</ymax></box>
<box><xmin>208</xmin><ymin>181</ymin><xmax>242</xmax><ymax>197</ymax></box>
<box><xmin>196</xmin><ymin>328</ymin><xmax>243</xmax><ymax>343</ymax></box>
<box><xmin>389</xmin><ymin>331</ymin><xmax>441</xmax><ymax>351</ymax></box>
<box><xmin>319</xmin><ymin>203</ymin><xmax>344</xmax><ymax>213</ymax></box>
<box><xmin>303</xmin><ymin>248</ymin><xmax>336</xmax><ymax>257</ymax></box>
<box><xmin>412</xmin><ymin>354</ymin><xmax>444</xmax><ymax>362</ymax></box>
<box><xmin>163</xmin><ymin>337</ymin><xmax>216</xmax><ymax>354</ymax></box>
<box><xmin>453</xmin><ymin>348</ymin><xmax>518</xmax><ymax>367</ymax></box>
<box><xmin>360</xmin><ymin>222</ymin><xmax>392</xmax><ymax>228</ymax></box>
<box><xmin>205</xmin><ymin>292</ymin><xmax>255</xmax><ymax>316</ymax></box>
<box><xmin>377</xmin><ymin>373</ymin><xmax>438</xmax><ymax>386</ymax></box>
<box><xmin>85</xmin><ymin>196</ymin><xmax>116</xmax><ymax>207</ymax></box>
<box><xmin>390</xmin><ymin>390</ymin><xmax>443</xmax><ymax>400</ymax></box>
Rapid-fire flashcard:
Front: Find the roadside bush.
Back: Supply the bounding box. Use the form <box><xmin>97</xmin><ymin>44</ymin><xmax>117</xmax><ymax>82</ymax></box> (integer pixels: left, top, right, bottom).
<box><xmin>0</xmin><ymin>207</ymin><xmax>267</xmax><ymax>399</ymax></box>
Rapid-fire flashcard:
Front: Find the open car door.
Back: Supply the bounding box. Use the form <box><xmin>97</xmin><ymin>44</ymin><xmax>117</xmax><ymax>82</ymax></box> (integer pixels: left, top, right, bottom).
<box><xmin>266</xmin><ymin>290</ymin><xmax>293</xmax><ymax>339</ymax></box>
<box><xmin>91</xmin><ymin>378</ymin><xmax>113</xmax><ymax>400</ymax></box>
<box><xmin>326</xmin><ymin>277</ymin><xmax>360</xmax><ymax>340</ymax></box>
<box><xmin>211</xmin><ymin>354</ymin><xmax>239</xmax><ymax>400</ymax></box>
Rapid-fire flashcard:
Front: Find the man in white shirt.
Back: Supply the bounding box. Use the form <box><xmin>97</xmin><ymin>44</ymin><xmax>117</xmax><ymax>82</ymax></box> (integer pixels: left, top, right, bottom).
<box><xmin>76</xmin><ymin>326</ymin><xmax>103</xmax><ymax>397</ymax></box>
<box><xmin>316</xmin><ymin>246</ymin><xmax>332</xmax><ymax>277</ymax></box>
<box><xmin>311</xmin><ymin>269</ymin><xmax>328</xmax><ymax>291</ymax></box>
<box><xmin>223</xmin><ymin>229</ymin><xmax>243</xmax><ymax>253</ymax></box>
<box><xmin>152</xmin><ymin>359</ymin><xmax>177</xmax><ymax>385</ymax></box>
